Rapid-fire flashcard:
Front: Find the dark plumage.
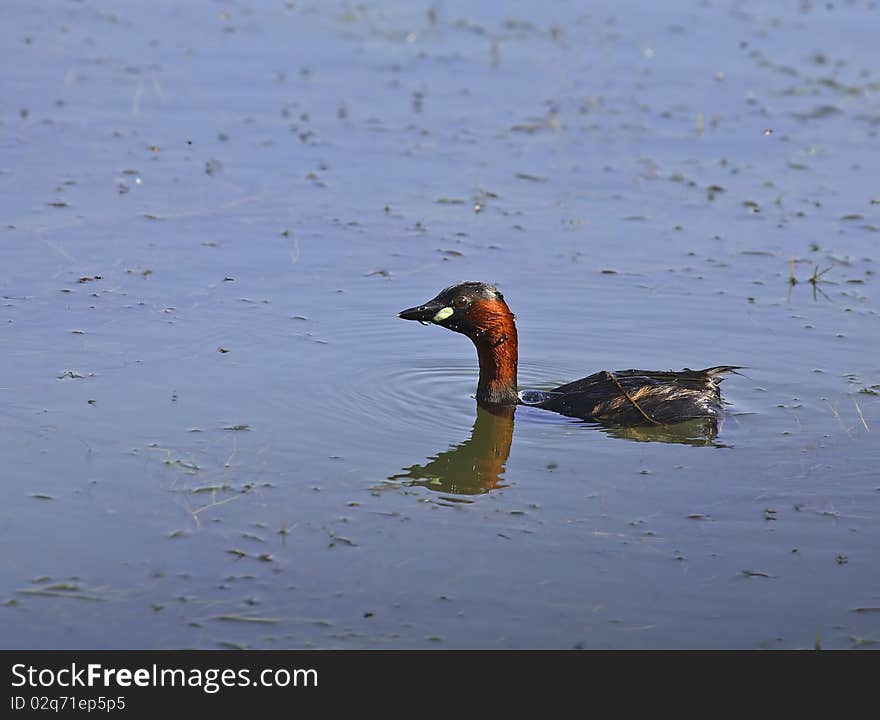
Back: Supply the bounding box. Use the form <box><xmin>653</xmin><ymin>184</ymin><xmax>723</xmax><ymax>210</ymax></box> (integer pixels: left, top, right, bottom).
<box><xmin>526</xmin><ymin>366</ymin><xmax>739</xmax><ymax>425</ymax></box>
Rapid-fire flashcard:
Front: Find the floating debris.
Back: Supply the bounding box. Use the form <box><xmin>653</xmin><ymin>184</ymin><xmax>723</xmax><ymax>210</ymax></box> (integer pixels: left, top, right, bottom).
<box><xmin>327</xmin><ymin>531</ymin><xmax>357</xmax><ymax>548</ymax></box>
<box><xmin>56</xmin><ymin>370</ymin><xmax>91</xmax><ymax>379</ymax></box>
<box><xmin>514</xmin><ymin>172</ymin><xmax>548</xmax><ymax>183</ymax></box>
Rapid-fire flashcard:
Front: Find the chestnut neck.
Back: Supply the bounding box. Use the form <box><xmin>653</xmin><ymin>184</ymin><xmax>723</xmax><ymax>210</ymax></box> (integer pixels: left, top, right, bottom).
<box><xmin>469</xmin><ymin>300</ymin><xmax>518</xmax><ymax>407</ymax></box>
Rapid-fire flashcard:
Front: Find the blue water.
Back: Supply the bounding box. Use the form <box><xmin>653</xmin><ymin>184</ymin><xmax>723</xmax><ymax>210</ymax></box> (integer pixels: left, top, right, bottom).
<box><xmin>1</xmin><ymin>0</ymin><xmax>878</xmax><ymax>648</ymax></box>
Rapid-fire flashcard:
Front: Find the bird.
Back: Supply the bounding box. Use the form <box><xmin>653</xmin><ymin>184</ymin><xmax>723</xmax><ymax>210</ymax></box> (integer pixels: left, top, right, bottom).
<box><xmin>398</xmin><ymin>281</ymin><xmax>739</xmax><ymax>427</ymax></box>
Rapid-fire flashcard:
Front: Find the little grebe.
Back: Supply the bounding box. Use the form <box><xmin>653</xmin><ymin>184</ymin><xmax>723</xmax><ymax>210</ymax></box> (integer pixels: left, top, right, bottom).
<box><xmin>399</xmin><ymin>281</ymin><xmax>739</xmax><ymax>427</ymax></box>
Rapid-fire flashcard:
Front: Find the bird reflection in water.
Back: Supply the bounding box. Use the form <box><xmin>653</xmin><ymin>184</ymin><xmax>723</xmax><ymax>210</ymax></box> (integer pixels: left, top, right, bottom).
<box><xmin>390</xmin><ymin>405</ymin><xmax>515</xmax><ymax>496</ymax></box>
<box><xmin>390</xmin><ymin>406</ymin><xmax>723</xmax><ymax>496</ymax></box>
<box><xmin>598</xmin><ymin>416</ymin><xmax>724</xmax><ymax>446</ymax></box>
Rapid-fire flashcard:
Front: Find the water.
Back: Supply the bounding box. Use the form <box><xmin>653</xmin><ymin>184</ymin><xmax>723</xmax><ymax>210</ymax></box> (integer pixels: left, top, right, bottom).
<box><xmin>2</xmin><ymin>0</ymin><xmax>878</xmax><ymax>649</ymax></box>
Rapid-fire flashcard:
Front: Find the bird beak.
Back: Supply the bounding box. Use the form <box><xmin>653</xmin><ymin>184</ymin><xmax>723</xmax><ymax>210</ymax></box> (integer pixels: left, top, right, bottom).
<box><xmin>398</xmin><ymin>299</ymin><xmax>449</xmax><ymax>324</ymax></box>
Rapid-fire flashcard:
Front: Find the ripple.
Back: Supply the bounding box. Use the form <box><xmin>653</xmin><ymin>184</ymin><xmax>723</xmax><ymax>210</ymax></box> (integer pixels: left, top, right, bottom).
<box><xmin>336</xmin><ymin>357</ymin><xmax>479</xmax><ymax>434</ymax></box>
<box><xmin>322</xmin><ymin>307</ymin><xmax>602</xmax><ymax>437</ymax></box>
<box><xmin>328</xmin><ymin>354</ymin><xmax>580</xmax><ymax>439</ymax></box>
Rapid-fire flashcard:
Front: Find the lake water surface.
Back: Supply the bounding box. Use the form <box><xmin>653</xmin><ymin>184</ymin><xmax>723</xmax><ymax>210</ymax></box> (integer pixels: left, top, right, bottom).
<box><xmin>2</xmin><ymin>0</ymin><xmax>879</xmax><ymax>649</ymax></box>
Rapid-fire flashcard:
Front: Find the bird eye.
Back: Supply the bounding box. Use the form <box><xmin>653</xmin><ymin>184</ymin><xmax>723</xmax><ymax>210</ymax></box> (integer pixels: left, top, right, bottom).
<box><xmin>453</xmin><ymin>296</ymin><xmax>469</xmax><ymax>308</ymax></box>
